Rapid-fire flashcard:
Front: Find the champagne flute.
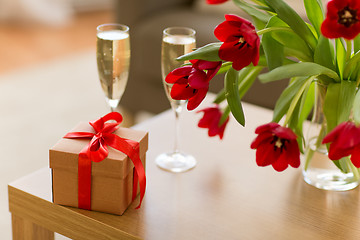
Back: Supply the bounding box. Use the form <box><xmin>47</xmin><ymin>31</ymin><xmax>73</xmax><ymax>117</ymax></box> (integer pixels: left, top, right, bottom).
<box><xmin>155</xmin><ymin>27</ymin><xmax>197</xmax><ymax>173</ymax></box>
<box><xmin>96</xmin><ymin>23</ymin><xmax>130</xmax><ymax>112</ymax></box>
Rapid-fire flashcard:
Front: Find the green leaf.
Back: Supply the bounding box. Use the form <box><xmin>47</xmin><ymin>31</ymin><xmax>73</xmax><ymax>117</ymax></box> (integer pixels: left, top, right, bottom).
<box><xmin>225</xmin><ymin>67</ymin><xmax>246</xmax><ymax>126</ymax></box>
<box><xmin>257</xmin><ymin>54</ymin><xmax>268</xmax><ymax>66</ymax></box>
<box><xmin>262</xmin><ymin>33</ymin><xmax>284</xmax><ymax>70</ymax></box>
<box><xmin>323</xmin><ymin>83</ymin><xmax>341</xmax><ymax>132</ymax></box>
<box><xmin>295</xmin><ymin>80</ymin><xmax>315</xmax><ymax>153</ymax></box>
<box><xmin>332</xmin><ymin>159</ymin><xmax>349</xmax><ymax>173</ymax></box>
<box><xmin>272</xmin><ymin>77</ymin><xmax>308</xmax><ymax>122</ymax></box>
<box><xmin>249</xmin><ymin>0</ymin><xmax>269</xmax><ymax>6</ymax></box>
<box><xmin>214</xmin><ymin>89</ymin><xmax>226</xmax><ymax>104</ymax></box>
<box><xmin>265</xmin><ymin>16</ymin><xmax>313</xmax><ymax>62</ymax></box>
<box><xmin>314</xmin><ymin>35</ymin><xmax>335</xmax><ymax>71</ymax></box>
<box><xmin>217</xmin><ymin>66</ymin><xmax>263</xmax><ymax>105</ymax></box>
<box><xmin>323</xmin><ymin>81</ymin><xmax>356</xmax><ymax>132</ymax></box>
<box><xmin>282</xmin><ymin>47</ymin><xmax>312</xmax><ymax>62</ymax></box>
<box><xmin>263</xmin><ymin>0</ymin><xmax>317</xmax><ymax>50</ymax></box>
<box><xmin>338</xmin><ymin>80</ymin><xmax>357</xmax><ymax>123</ymax></box>
<box><xmin>283</xmin><ymin>77</ymin><xmax>313</xmax><ymax>127</ymax></box>
<box><xmin>354</xmin><ymin>35</ymin><xmax>360</xmax><ymax>53</ymax></box>
<box><xmin>344</xmin><ymin>50</ymin><xmax>360</xmax><ymax>80</ymax></box>
<box><xmin>176</xmin><ymin>42</ymin><xmax>222</xmax><ymax>62</ymax></box>
<box><xmin>353</xmin><ymin>89</ymin><xmax>360</xmax><ymax>125</ymax></box>
<box><xmin>335</xmin><ymin>38</ymin><xmax>346</xmax><ymax>79</ymax></box>
<box><xmin>350</xmin><ymin>62</ymin><xmax>360</xmax><ymax>85</ymax></box>
<box><xmin>258</xmin><ymin>62</ymin><xmax>340</xmax><ymax>83</ymax></box>
<box><xmin>287</xmin><ymin>102</ymin><xmax>301</xmax><ymax>138</ymax></box>
<box><xmin>238</xmin><ymin>66</ymin><xmax>264</xmax><ymax>98</ymax></box>
<box><xmin>216</xmin><ymin>62</ymin><xmax>232</xmax><ymax>75</ymax></box>
<box><xmin>304</xmin><ymin>0</ymin><xmax>324</xmax><ymax>37</ymax></box>
<box><xmin>233</xmin><ymin>0</ymin><xmax>271</xmax><ymax>29</ymax></box>
<box><xmin>297</xmin><ymin>80</ymin><xmax>315</xmax><ymax>129</ymax></box>
<box><xmin>219</xmin><ymin>106</ymin><xmax>231</xmax><ymax>126</ymax></box>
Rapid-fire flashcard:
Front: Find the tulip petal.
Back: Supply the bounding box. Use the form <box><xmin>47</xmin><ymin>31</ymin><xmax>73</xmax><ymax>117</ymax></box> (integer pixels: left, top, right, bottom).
<box><xmin>171</xmin><ymin>66</ymin><xmax>192</xmax><ymax>76</ymax></box>
<box><xmin>328</xmin><ymin>144</ymin><xmax>351</xmax><ymax>160</ymax></box>
<box><xmin>271</xmin><ymin>153</ymin><xmax>289</xmax><ymax>172</ymax></box>
<box><xmin>350</xmin><ymin>145</ymin><xmax>360</xmax><ymax>168</ymax></box>
<box><xmin>187</xmin><ymin>87</ymin><xmax>208</xmax><ymax>110</ymax></box>
<box><xmin>217</xmin><ymin>118</ymin><xmax>229</xmax><ymax>139</ymax></box>
<box><xmin>255</xmin><ymin>142</ymin><xmax>279</xmax><ymax>167</ymax></box>
<box><xmin>274</xmin><ymin>127</ymin><xmax>297</xmax><ymax>140</ymax></box>
<box><xmin>225</xmin><ymin>14</ymin><xmax>253</xmax><ymax>26</ymax></box>
<box><xmin>165</xmin><ymin>72</ymin><xmax>181</xmax><ymax>84</ymax></box>
<box><xmin>195</xmin><ymin>60</ymin><xmax>222</xmax><ymax>70</ymax></box>
<box><xmin>250</xmin><ymin>132</ymin><xmax>274</xmax><ymax>149</ymax></box>
<box><xmin>197</xmin><ymin>105</ymin><xmax>229</xmax><ymax>139</ymax></box>
<box><xmin>188</xmin><ymin>69</ymin><xmax>208</xmax><ymax>89</ymax></box>
<box><xmin>206</xmin><ymin>62</ymin><xmax>222</xmax><ymax>81</ymax></box>
<box><xmin>170</xmin><ymin>79</ymin><xmax>195</xmax><ymax>100</ymax></box>
<box><xmin>322</xmin><ymin>122</ymin><xmax>348</xmax><ymax>144</ymax></box>
<box><xmin>198</xmin><ymin>108</ymin><xmax>218</xmax><ymax>128</ymax></box>
<box><xmin>206</xmin><ymin>0</ymin><xmax>228</xmax><ymax>4</ymax></box>
<box><xmin>208</xmin><ymin>114</ymin><xmax>222</xmax><ymax>136</ymax></box>
<box><xmin>286</xmin><ymin>141</ymin><xmax>300</xmax><ymax>168</ymax></box>
<box><xmin>254</xmin><ymin>122</ymin><xmax>279</xmax><ymax>134</ymax></box>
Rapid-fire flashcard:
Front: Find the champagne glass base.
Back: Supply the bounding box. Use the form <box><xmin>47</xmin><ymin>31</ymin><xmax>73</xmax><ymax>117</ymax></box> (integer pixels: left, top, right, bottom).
<box><xmin>155</xmin><ymin>152</ymin><xmax>196</xmax><ymax>173</ymax></box>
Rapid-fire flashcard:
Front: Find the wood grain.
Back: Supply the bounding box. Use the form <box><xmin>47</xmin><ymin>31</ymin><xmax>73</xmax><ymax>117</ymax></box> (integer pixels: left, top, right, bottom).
<box><xmin>12</xmin><ymin>214</ymin><xmax>54</xmax><ymax>240</ymax></box>
<box><xmin>8</xmin><ymin>99</ymin><xmax>360</xmax><ymax>239</ymax></box>
<box><xmin>8</xmin><ymin>184</ymin><xmax>140</xmax><ymax>240</ymax></box>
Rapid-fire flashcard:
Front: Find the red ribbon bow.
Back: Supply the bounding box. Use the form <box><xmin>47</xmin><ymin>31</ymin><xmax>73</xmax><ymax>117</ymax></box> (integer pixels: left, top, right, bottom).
<box><xmin>64</xmin><ymin>112</ymin><xmax>146</xmax><ymax>210</ymax></box>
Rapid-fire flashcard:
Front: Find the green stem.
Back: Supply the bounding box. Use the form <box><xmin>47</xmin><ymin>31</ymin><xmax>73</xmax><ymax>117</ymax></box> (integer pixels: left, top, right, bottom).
<box><xmin>219</xmin><ymin>105</ymin><xmax>231</xmax><ymax>126</ymax></box>
<box><xmin>345</xmin><ymin>39</ymin><xmax>352</xmax><ymax>62</ymax></box>
<box><xmin>283</xmin><ymin>77</ymin><xmax>314</xmax><ymax>126</ymax></box>
<box><xmin>348</xmin><ymin>157</ymin><xmax>360</xmax><ymax>181</ymax></box>
<box><xmin>214</xmin><ymin>89</ymin><xmax>226</xmax><ymax>104</ymax></box>
<box><xmin>256</xmin><ymin>27</ymin><xmax>294</xmax><ymax>36</ymax></box>
<box><xmin>356</xmin><ymin>68</ymin><xmax>360</xmax><ymax>87</ymax></box>
<box><xmin>343</xmin><ymin>51</ymin><xmax>360</xmax><ymax>80</ymax></box>
<box><xmin>304</xmin><ymin>123</ymin><xmax>326</xmax><ymax>171</ymax></box>
<box><xmin>249</xmin><ymin>0</ymin><xmax>266</xmax><ymax>6</ymax></box>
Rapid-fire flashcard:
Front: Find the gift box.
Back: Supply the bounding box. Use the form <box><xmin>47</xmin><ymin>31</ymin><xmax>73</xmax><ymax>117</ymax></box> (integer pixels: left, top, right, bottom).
<box><xmin>49</xmin><ymin>119</ymin><xmax>148</xmax><ymax>215</ymax></box>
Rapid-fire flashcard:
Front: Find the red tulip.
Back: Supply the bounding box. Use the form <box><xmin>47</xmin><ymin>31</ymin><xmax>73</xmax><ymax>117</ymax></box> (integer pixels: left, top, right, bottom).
<box><xmin>197</xmin><ymin>105</ymin><xmax>229</xmax><ymax>139</ymax></box>
<box><xmin>206</xmin><ymin>0</ymin><xmax>228</xmax><ymax>4</ymax></box>
<box><xmin>165</xmin><ymin>60</ymin><xmax>221</xmax><ymax>111</ymax></box>
<box><xmin>251</xmin><ymin>123</ymin><xmax>300</xmax><ymax>172</ymax></box>
<box><xmin>214</xmin><ymin>14</ymin><xmax>260</xmax><ymax>71</ymax></box>
<box><xmin>321</xmin><ymin>0</ymin><xmax>360</xmax><ymax>39</ymax></box>
<box><xmin>322</xmin><ymin>121</ymin><xmax>360</xmax><ymax>167</ymax></box>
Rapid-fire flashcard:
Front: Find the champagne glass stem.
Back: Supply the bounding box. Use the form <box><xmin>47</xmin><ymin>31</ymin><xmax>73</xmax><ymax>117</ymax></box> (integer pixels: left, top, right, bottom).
<box><xmin>173</xmin><ymin>107</ymin><xmax>181</xmax><ymax>154</ymax></box>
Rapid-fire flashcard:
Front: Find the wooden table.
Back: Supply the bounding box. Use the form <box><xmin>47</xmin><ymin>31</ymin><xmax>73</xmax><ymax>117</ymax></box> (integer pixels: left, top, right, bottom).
<box><xmin>8</xmin><ymin>101</ymin><xmax>360</xmax><ymax>239</ymax></box>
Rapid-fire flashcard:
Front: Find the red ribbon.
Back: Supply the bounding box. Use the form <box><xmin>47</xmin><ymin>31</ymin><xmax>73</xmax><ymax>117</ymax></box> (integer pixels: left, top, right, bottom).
<box><xmin>63</xmin><ymin>112</ymin><xmax>146</xmax><ymax>210</ymax></box>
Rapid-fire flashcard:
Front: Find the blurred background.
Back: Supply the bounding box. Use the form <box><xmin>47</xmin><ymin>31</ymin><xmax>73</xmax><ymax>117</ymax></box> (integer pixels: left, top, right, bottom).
<box><xmin>0</xmin><ymin>0</ymin><xmax>114</xmax><ymax>73</ymax></box>
<box><xmin>0</xmin><ymin>0</ymin><xmax>315</xmax><ymax>115</ymax></box>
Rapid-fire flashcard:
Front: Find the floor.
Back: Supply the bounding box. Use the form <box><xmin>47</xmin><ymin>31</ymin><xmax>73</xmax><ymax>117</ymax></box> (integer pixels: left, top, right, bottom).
<box><xmin>0</xmin><ymin>10</ymin><xmax>114</xmax><ymax>74</ymax></box>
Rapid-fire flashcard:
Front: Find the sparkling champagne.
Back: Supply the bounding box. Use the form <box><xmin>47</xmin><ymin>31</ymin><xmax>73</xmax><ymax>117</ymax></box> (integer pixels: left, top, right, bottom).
<box><xmin>161</xmin><ymin>35</ymin><xmax>196</xmax><ymax>109</ymax></box>
<box><xmin>96</xmin><ymin>30</ymin><xmax>130</xmax><ymax>107</ymax></box>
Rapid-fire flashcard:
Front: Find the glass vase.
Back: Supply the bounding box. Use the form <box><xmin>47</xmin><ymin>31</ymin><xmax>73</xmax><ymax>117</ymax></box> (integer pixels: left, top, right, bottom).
<box><xmin>302</xmin><ymin>82</ymin><xmax>360</xmax><ymax>191</ymax></box>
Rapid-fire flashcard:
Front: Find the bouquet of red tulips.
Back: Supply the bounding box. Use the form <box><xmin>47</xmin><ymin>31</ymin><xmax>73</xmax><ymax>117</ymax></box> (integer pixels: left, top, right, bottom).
<box><xmin>165</xmin><ymin>0</ymin><xmax>360</xmax><ymax>175</ymax></box>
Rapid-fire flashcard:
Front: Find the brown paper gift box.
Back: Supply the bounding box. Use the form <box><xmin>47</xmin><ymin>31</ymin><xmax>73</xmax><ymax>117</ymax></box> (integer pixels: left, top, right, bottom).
<box><xmin>49</xmin><ymin>122</ymin><xmax>148</xmax><ymax>215</ymax></box>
